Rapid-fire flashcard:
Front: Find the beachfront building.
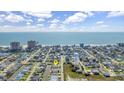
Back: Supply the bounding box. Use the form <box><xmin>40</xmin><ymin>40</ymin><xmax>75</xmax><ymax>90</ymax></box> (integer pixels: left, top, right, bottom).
<box><xmin>27</xmin><ymin>40</ymin><xmax>37</xmax><ymax>49</ymax></box>
<box><xmin>117</xmin><ymin>43</ymin><xmax>124</xmax><ymax>47</ymax></box>
<box><xmin>80</xmin><ymin>43</ymin><xmax>84</xmax><ymax>48</ymax></box>
<box><xmin>10</xmin><ymin>42</ymin><xmax>21</xmax><ymax>52</ymax></box>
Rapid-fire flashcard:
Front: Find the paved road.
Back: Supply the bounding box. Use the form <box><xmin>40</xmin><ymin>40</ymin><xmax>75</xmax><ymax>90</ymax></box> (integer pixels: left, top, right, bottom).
<box><xmin>100</xmin><ymin>62</ymin><xmax>116</xmax><ymax>76</ymax></box>
<box><xmin>3</xmin><ymin>62</ymin><xmax>15</xmax><ymax>72</ymax></box>
<box><xmin>41</xmin><ymin>48</ymin><xmax>52</xmax><ymax>80</ymax></box>
<box><xmin>8</xmin><ymin>49</ymin><xmax>41</xmax><ymax>80</ymax></box>
<box><xmin>60</xmin><ymin>46</ymin><xmax>64</xmax><ymax>81</ymax></box>
<box><xmin>22</xmin><ymin>49</ymin><xmax>41</xmax><ymax>64</ymax></box>
<box><xmin>96</xmin><ymin>50</ymin><xmax>116</xmax><ymax>76</ymax></box>
<box><xmin>8</xmin><ymin>65</ymin><xmax>25</xmax><ymax>81</ymax></box>
<box><xmin>0</xmin><ymin>62</ymin><xmax>15</xmax><ymax>76</ymax></box>
<box><xmin>26</xmin><ymin>63</ymin><xmax>39</xmax><ymax>81</ymax></box>
<box><xmin>60</xmin><ymin>56</ymin><xmax>64</xmax><ymax>81</ymax></box>
<box><xmin>82</xmin><ymin>48</ymin><xmax>95</xmax><ymax>59</ymax></box>
<box><xmin>96</xmin><ymin>50</ymin><xmax>119</xmax><ymax>65</ymax></box>
<box><xmin>0</xmin><ymin>54</ymin><xmax>15</xmax><ymax>64</ymax></box>
<box><xmin>79</xmin><ymin>61</ymin><xmax>87</xmax><ymax>73</ymax></box>
<box><xmin>42</xmin><ymin>48</ymin><xmax>51</xmax><ymax>64</ymax></box>
<box><xmin>42</xmin><ymin>65</ymin><xmax>51</xmax><ymax>81</ymax></box>
<box><xmin>82</xmin><ymin>48</ymin><xmax>116</xmax><ymax>76</ymax></box>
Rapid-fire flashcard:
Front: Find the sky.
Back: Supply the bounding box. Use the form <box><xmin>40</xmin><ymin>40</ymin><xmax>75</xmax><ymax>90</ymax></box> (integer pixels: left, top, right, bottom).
<box><xmin>0</xmin><ymin>11</ymin><xmax>124</xmax><ymax>32</ymax></box>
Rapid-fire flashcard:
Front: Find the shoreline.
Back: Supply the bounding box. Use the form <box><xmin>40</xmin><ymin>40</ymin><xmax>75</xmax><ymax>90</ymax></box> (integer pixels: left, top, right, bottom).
<box><xmin>0</xmin><ymin>43</ymin><xmax>118</xmax><ymax>48</ymax></box>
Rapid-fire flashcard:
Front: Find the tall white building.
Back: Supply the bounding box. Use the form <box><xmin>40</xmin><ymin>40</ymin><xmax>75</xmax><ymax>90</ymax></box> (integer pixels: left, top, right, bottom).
<box><xmin>74</xmin><ymin>52</ymin><xmax>79</xmax><ymax>65</ymax></box>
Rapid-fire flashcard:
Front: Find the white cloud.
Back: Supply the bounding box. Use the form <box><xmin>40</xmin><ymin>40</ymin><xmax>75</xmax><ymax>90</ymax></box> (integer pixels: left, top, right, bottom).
<box><xmin>38</xmin><ymin>18</ymin><xmax>45</xmax><ymax>22</ymax></box>
<box><xmin>57</xmin><ymin>24</ymin><xmax>67</xmax><ymax>31</ymax></box>
<box><xmin>49</xmin><ymin>22</ymin><xmax>67</xmax><ymax>32</ymax></box>
<box><xmin>63</xmin><ymin>12</ymin><xmax>94</xmax><ymax>24</ymax></box>
<box><xmin>49</xmin><ymin>23</ymin><xmax>58</xmax><ymax>29</ymax></box>
<box><xmin>5</xmin><ymin>13</ymin><xmax>24</xmax><ymax>23</ymax></box>
<box><xmin>107</xmin><ymin>11</ymin><xmax>124</xmax><ymax>17</ymax></box>
<box><xmin>36</xmin><ymin>24</ymin><xmax>44</xmax><ymax>27</ymax></box>
<box><xmin>0</xmin><ymin>25</ymin><xmax>45</xmax><ymax>32</ymax></box>
<box><xmin>64</xmin><ymin>14</ymin><xmax>68</xmax><ymax>17</ymax></box>
<box><xmin>23</xmin><ymin>11</ymin><xmax>52</xmax><ymax>18</ymax></box>
<box><xmin>50</xmin><ymin>19</ymin><xmax>59</xmax><ymax>23</ymax></box>
<box><xmin>2</xmin><ymin>25</ymin><xmax>15</xmax><ymax>28</ymax></box>
<box><xmin>49</xmin><ymin>19</ymin><xmax>61</xmax><ymax>29</ymax></box>
<box><xmin>96</xmin><ymin>21</ymin><xmax>104</xmax><ymax>25</ymax></box>
<box><xmin>0</xmin><ymin>11</ymin><xmax>124</xmax><ymax>32</ymax></box>
<box><xmin>99</xmin><ymin>24</ymin><xmax>108</xmax><ymax>28</ymax></box>
<box><xmin>25</xmin><ymin>19</ymin><xmax>33</xmax><ymax>25</ymax></box>
<box><xmin>91</xmin><ymin>24</ymin><xmax>109</xmax><ymax>31</ymax></box>
<box><xmin>0</xmin><ymin>14</ymin><xmax>6</xmax><ymax>18</ymax></box>
<box><xmin>26</xmin><ymin>19</ymin><xmax>33</xmax><ymax>22</ymax></box>
<box><xmin>0</xmin><ymin>18</ymin><xmax>3</xmax><ymax>22</ymax></box>
<box><xmin>0</xmin><ymin>24</ymin><xmax>122</xmax><ymax>32</ymax></box>
<box><xmin>64</xmin><ymin>12</ymin><xmax>87</xmax><ymax>24</ymax></box>
<box><xmin>95</xmin><ymin>21</ymin><xmax>108</xmax><ymax>28</ymax></box>
<box><xmin>26</xmin><ymin>22</ymin><xmax>31</xmax><ymax>25</ymax></box>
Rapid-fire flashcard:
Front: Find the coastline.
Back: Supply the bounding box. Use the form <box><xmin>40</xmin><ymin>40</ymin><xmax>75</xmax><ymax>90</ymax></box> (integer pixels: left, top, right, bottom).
<box><xmin>0</xmin><ymin>43</ymin><xmax>117</xmax><ymax>48</ymax></box>
<box><xmin>0</xmin><ymin>45</ymin><xmax>27</xmax><ymax>48</ymax></box>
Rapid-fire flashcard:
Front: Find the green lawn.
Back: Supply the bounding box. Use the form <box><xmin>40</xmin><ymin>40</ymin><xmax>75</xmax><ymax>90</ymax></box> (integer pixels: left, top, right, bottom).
<box><xmin>85</xmin><ymin>67</ymin><xmax>91</xmax><ymax>71</ymax></box>
<box><xmin>20</xmin><ymin>72</ymin><xmax>30</xmax><ymax>81</ymax></box>
<box><xmin>64</xmin><ymin>64</ymin><xmax>124</xmax><ymax>81</ymax></box>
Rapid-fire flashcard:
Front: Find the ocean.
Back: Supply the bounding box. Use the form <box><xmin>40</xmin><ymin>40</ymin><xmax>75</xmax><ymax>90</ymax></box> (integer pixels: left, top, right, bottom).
<box><xmin>0</xmin><ymin>32</ymin><xmax>124</xmax><ymax>46</ymax></box>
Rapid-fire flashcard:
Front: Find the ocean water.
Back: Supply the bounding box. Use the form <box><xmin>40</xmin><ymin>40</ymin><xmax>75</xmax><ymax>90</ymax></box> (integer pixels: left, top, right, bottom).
<box><xmin>0</xmin><ymin>32</ymin><xmax>124</xmax><ymax>46</ymax></box>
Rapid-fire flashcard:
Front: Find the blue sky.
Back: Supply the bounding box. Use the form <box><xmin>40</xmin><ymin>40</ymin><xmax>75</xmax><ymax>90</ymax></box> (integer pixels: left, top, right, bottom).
<box><xmin>0</xmin><ymin>11</ymin><xmax>124</xmax><ymax>32</ymax></box>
